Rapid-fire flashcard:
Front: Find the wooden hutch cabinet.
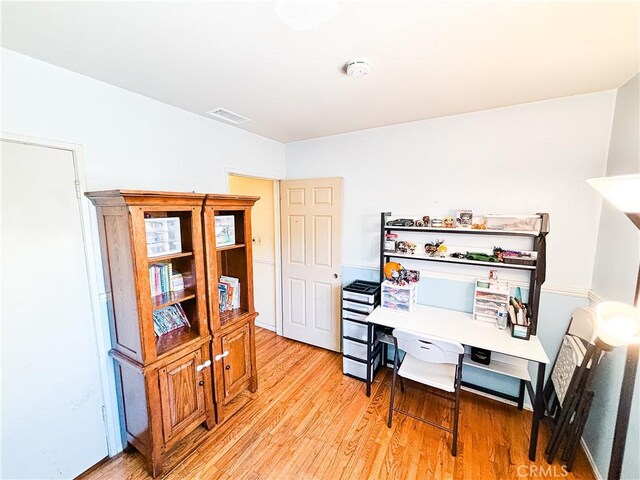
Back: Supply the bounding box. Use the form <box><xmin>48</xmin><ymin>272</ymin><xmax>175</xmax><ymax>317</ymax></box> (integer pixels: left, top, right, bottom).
<box><xmin>203</xmin><ymin>194</ymin><xmax>259</xmax><ymax>423</ymax></box>
<box><xmin>86</xmin><ymin>190</ymin><xmax>259</xmax><ymax>477</ymax></box>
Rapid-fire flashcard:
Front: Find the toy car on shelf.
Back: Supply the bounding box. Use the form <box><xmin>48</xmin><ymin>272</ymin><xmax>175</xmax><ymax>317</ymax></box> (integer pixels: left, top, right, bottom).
<box><xmin>465</xmin><ymin>252</ymin><xmax>499</xmax><ymax>262</ymax></box>
<box><xmin>386</xmin><ymin>218</ymin><xmax>415</xmax><ymax>227</ymax></box>
<box><xmin>450</xmin><ymin>252</ymin><xmax>466</xmax><ymax>259</ymax></box>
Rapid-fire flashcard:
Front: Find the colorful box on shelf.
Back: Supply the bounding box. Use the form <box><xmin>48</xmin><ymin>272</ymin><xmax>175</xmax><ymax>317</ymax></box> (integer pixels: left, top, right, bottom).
<box><xmin>483</xmin><ymin>214</ymin><xmax>541</xmax><ymax>232</ymax></box>
<box><xmin>381</xmin><ymin>280</ymin><xmax>418</xmax><ymax>313</ymax></box>
<box><xmin>473</xmin><ymin>279</ymin><xmax>510</xmax><ymax>323</ymax></box>
<box><xmin>144</xmin><ymin>217</ymin><xmax>182</xmax><ymax>257</ymax></box>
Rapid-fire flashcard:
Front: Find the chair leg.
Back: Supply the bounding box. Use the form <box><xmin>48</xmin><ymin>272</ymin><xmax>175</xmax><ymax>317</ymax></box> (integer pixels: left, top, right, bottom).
<box><xmin>452</xmin><ymin>356</ymin><xmax>463</xmax><ymax>456</ymax></box>
<box><xmin>400</xmin><ymin>376</ymin><xmax>405</xmax><ymax>393</ymax></box>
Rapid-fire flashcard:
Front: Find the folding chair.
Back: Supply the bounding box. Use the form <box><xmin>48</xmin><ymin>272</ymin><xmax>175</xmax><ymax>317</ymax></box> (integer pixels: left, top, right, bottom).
<box><xmin>387</xmin><ymin>328</ymin><xmax>464</xmax><ymax>456</ymax></box>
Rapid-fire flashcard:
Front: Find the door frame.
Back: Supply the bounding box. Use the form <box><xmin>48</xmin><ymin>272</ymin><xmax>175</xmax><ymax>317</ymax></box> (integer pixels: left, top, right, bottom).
<box><xmin>0</xmin><ymin>131</ymin><xmax>121</xmax><ymax>455</ymax></box>
<box><xmin>224</xmin><ymin>167</ymin><xmax>284</xmax><ymax>335</ymax></box>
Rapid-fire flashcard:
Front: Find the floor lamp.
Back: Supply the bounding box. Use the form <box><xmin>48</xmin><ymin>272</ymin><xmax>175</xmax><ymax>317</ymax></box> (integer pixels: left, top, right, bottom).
<box><xmin>587</xmin><ymin>174</ymin><xmax>640</xmax><ymax>480</ymax></box>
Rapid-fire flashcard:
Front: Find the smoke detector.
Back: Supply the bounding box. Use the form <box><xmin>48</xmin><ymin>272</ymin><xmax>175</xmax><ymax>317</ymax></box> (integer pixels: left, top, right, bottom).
<box><xmin>345</xmin><ymin>58</ymin><xmax>371</xmax><ymax>77</ymax></box>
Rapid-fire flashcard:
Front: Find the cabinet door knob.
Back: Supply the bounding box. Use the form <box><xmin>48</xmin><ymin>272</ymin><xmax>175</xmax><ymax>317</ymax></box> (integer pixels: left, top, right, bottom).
<box><xmin>196</xmin><ymin>359</ymin><xmax>212</xmax><ymax>372</ymax></box>
<box><xmin>214</xmin><ymin>351</ymin><xmax>230</xmax><ymax>361</ymax></box>
<box><xmin>198</xmin><ymin>380</ymin><xmax>204</xmax><ymax>386</ymax></box>
<box><xmin>225</xmin><ymin>365</ymin><xmax>231</xmax><ymax>370</ymax></box>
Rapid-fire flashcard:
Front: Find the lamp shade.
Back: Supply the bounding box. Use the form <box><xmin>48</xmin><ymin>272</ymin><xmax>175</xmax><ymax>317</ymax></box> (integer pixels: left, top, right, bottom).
<box><xmin>587</xmin><ymin>174</ymin><xmax>640</xmax><ymax>214</ymax></box>
<box><xmin>596</xmin><ymin>301</ymin><xmax>640</xmax><ymax>348</ymax></box>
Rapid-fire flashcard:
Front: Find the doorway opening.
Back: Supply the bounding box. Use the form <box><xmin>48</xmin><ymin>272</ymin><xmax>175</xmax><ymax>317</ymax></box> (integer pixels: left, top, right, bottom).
<box><xmin>228</xmin><ymin>174</ymin><xmax>280</xmax><ymax>333</ymax></box>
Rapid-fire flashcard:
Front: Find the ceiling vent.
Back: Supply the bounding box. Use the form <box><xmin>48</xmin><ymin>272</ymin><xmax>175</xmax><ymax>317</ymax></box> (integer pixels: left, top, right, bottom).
<box><xmin>205</xmin><ymin>108</ymin><xmax>251</xmax><ymax>125</ymax></box>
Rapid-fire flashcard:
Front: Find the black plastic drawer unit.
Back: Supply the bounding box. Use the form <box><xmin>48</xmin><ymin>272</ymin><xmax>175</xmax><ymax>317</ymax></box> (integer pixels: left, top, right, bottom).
<box><xmin>341</xmin><ymin>280</ymin><xmax>382</xmax><ymax>382</ymax></box>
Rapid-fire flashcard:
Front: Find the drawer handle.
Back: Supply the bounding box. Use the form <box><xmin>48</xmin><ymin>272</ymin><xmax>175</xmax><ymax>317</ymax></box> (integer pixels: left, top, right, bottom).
<box><xmin>214</xmin><ymin>351</ymin><xmax>229</xmax><ymax>361</ymax></box>
<box><xmin>196</xmin><ymin>360</ymin><xmax>212</xmax><ymax>372</ymax></box>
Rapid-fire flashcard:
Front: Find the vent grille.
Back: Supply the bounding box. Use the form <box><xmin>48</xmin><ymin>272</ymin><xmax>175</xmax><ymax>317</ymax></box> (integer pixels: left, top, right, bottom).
<box><xmin>205</xmin><ymin>108</ymin><xmax>251</xmax><ymax>124</ymax></box>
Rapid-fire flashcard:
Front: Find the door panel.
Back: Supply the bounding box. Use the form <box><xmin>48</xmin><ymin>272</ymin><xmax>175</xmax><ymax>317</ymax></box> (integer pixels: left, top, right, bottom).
<box><xmin>313</xmin><ymin>281</ymin><xmax>333</xmax><ymax>332</ymax></box>
<box><xmin>158</xmin><ymin>349</ymin><xmax>205</xmax><ymax>442</ymax></box>
<box><xmin>280</xmin><ymin>177</ymin><xmax>342</xmax><ymax>351</ymax></box>
<box><xmin>289</xmin><ymin>278</ymin><xmax>306</xmax><ymax>326</ymax></box>
<box><xmin>288</xmin><ymin>215</ymin><xmax>306</xmax><ymax>264</ymax></box>
<box><xmin>1</xmin><ymin>140</ymin><xmax>108</xmax><ymax>479</ymax></box>
<box><xmin>221</xmin><ymin>324</ymin><xmax>252</xmax><ymax>400</ymax></box>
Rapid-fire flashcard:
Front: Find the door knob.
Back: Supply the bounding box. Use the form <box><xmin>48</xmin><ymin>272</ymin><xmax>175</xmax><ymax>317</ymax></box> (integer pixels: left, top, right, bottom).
<box><xmin>198</xmin><ymin>380</ymin><xmax>204</xmax><ymax>386</ymax></box>
<box><xmin>334</xmin><ymin>273</ymin><xmax>338</xmax><ymax>279</ymax></box>
<box><xmin>225</xmin><ymin>365</ymin><xmax>231</xmax><ymax>370</ymax></box>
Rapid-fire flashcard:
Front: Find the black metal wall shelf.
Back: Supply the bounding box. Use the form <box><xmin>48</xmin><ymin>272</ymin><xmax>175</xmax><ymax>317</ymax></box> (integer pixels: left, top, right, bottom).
<box><xmin>380</xmin><ymin>211</ymin><xmax>550</xmax><ymax>335</ymax></box>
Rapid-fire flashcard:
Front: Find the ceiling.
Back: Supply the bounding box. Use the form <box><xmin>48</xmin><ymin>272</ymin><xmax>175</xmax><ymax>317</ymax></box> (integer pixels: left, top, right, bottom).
<box><xmin>2</xmin><ymin>1</ymin><xmax>638</xmax><ymax>143</ymax></box>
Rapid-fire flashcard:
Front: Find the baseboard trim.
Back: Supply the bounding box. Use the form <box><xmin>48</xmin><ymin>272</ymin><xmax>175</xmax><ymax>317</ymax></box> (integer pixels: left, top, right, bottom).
<box><xmin>255</xmin><ymin>320</ymin><xmax>276</xmax><ymax>332</ymax></box>
<box><xmin>581</xmin><ymin>438</ymin><xmax>603</xmax><ymax>480</ymax></box>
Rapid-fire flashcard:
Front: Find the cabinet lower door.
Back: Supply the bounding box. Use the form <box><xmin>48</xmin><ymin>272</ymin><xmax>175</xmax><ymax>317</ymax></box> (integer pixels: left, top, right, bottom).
<box><xmin>158</xmin><ymin>349</ymin><xmax>206</xmax><ymax>443</ymax></box>
<box><xmin>220</xmin><ymin>323</ymin><xmax>252</xmax><ymax>402</ymax></box>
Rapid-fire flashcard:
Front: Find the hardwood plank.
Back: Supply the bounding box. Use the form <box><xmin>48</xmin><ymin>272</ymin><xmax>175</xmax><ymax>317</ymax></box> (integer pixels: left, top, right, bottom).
<box><xmin>80</xmin><ymin>328</ymin><xmax>596</xmax><ymax>480</ymax></box>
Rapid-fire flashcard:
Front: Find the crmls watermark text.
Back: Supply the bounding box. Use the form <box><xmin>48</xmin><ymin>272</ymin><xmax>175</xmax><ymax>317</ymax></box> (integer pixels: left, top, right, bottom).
<box><xmin>517</xmin><ymin>465</ymin><xmax>569</xmax><ymax>477</ymax></box>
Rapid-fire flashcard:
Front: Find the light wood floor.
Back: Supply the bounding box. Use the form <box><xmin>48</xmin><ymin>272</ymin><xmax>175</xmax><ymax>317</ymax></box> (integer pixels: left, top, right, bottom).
<box><xmin>82</xmin><ymin>328</ymin><xmax>595</xmax><ymax>480</ymax></box>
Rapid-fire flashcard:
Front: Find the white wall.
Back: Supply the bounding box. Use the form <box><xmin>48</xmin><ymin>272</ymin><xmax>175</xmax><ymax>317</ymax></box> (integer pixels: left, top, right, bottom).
<box><xmin>1</xmin><ymin>47</ymin><xmax>286</xmax><ymax>455</ymax></box>
<box><xmin>586</xmin><ymin>73</ymin><xmax>640</xmax><ymax>480</ymax></box>
<box><xmin>591</xmin><ymin>74</ymin><xmax>640</xmax><ymax>302</ymax></box>
<box><xmin>1</xmin><ymin>48</ymin><xmax>285</xmax><ymax>191</ymax></box>
<box><xmin>286</xmin><ymin>91</ymin><xmax>616</xmax><ymax>291</ymax></box>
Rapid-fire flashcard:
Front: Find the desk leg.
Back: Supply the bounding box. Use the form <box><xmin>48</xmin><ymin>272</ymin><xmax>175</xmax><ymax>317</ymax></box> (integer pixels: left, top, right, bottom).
<box><xmin>529</xmin><ymin>362</ymin><xmax>546</xmax><ymax>461</ymax></box>
<box><xmin>366</xmin><ymin>325</ymin><xmax>372</xmax><ymax>397</ymax></box>
<box><xmin>518</xmin><ymin>380</ymin><xmax>525</xmax><ymax>410</ymax></box>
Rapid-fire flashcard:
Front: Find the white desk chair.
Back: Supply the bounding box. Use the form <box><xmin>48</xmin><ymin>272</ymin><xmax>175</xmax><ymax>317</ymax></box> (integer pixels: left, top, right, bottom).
<box><xmin>387</xmin><ymin>328</ymin><xmax>464</xmax><ymax>456</ymax></box>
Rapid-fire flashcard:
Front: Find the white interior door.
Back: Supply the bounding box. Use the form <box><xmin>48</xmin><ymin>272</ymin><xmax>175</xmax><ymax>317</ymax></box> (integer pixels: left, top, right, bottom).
<box><xmin>280</xmin><ymin>177</ymin><xmax>342</xmax><ymax>351</ymax></box>
<box><xmin>1</xmin><ymin>141</ymin><xmax>108</xmax><ymax>478</ymax></box>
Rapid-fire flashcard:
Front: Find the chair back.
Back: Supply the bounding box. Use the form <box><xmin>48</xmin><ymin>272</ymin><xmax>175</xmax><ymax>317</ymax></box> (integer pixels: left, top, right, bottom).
<box><xmin>567</xmin><ymin>307</ymin><xmax>597</xmax><ymax>343</ymax></box>
<box><xmin>393</xmin><ymin>329</ymin><xmax>464</xmax><ymax>365</ymax></box>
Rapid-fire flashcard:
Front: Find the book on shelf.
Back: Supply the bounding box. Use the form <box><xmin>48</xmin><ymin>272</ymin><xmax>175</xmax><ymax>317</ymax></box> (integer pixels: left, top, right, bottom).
<box><xmin>149</xmin><ymin>264</ymin><xmax>185</xmax><ymax>296</ymax></box>
<box><xmin>152</xmin><ymin>303</ymin><xmax>190</xmax><ymax>336</ymax></box>
<box><xmin>218</xmin><ymin>275</ymin><xmax>240</xmax><ymax>312</ymax></box>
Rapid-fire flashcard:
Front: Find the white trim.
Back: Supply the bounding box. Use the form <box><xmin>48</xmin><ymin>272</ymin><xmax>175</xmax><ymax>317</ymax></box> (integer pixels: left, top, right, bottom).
<box><xmin>254</xmin><ymin>259</ymin><xmax>276</xmax><ymax>266</ymax></box>
<box><xmin>273</xmin><ymin>181</ymin><xmax>283</xmax><ymax>336</ymax></box>
<box><xmin>225</xmin><ymin>169</ymin><xmax>284</xmax><ymax>337</ymax></box>
<box><xmin>588</xmin><ymin>289</ymin><xmax>605</xmax><ymax>305</ymax></box>
<box><xmin>255</xmin><ymin>320</ymin><xmax>277</xmax><ymax>332</ymax></box>
<box><xmin>581</xmin><ymin>438</ymin><xmax>604</xmax><ymax>480</ymax></box>
<box><xmin>0</xmin><ymin>132</ymin><xmax>122</xmax><ymax>456</ymax></box>
<box><xmin>341</xmin><ymin>261</ymin><xmax>591</xmax><ymax>298</ymax></box>
<box><xmin>224</xmin><ymin>166</ymin><xmax>283</xmax><ymax>187</ymax></box>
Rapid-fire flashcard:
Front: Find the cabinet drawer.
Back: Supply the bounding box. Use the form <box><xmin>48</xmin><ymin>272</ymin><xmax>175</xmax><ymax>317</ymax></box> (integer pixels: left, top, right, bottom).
<box><xmin>342</xmin><ymin>290</ymin><xmax>375</xmax><ymax>304</ymax></box>
<box><xmin>343</xmin><ymin>300</ymin><xmax>374</xmax><ymax>314</ymax></box>
<box><xmin>343</xmin><ymin>319</ymin><xmax>369</xmax><ymax>342</ymax></box>
<box><xmin>343</xmin><ymin>309</ymin><xmax>368</xmax><ymax>322</ymax></box>
<box><xmin>343</xmin><ymin>337</ymin><xmax>373</xmax><ymax>361</ymax></box>
<box><xmin>342</xmin><ymin>352</ymin><xmax>381</xmax><ymax>381</ymax></box>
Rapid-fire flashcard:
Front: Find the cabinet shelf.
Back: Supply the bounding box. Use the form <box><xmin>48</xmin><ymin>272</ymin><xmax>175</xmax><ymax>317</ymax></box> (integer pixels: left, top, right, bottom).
<box><xmin>151</xmin><ymin>288</ymin><xmax>196</xmax><ymax>310</ymax></box>
<box><xmin>148</xmin><ymin>251</ymin><xmax>193</xmax><ymax>262</ymax></box>
<box><xmin>463</xmin><ymin>353</ymin><xmax>531</xmax><ymax>381</ymax></box>
<box><xmin>384</xmin><ymin>225</ymin><xmax>539</xmax><ymax>237</ymax></box>
<box><xmin>383</xmin><ymin>251</ymin><xmax>536</xmax><ymax>271</ymax></box>
<box><xmin>219</xmin><ymin>308</ymin><xmax>252</xmax><ymax>327</ymax></box>
<box><xmin>156</xmin><ymin>326</ymin><xmax>200</xmax><ymax>357</ymax></box>
<box><xmin>216</xmin><ymin>243</ymin><xmax>246</xmax><ymax>252</ymax></box>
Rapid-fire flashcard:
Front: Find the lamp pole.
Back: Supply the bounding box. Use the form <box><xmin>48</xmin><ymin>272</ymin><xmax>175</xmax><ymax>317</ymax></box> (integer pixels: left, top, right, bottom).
<box><xmin>608</xmin><ymin>264</ymin><xmax>640</xmax><ymax>480</ymax></box>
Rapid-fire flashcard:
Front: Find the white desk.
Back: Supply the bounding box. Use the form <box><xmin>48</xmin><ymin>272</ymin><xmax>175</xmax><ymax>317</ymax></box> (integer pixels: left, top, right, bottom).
<box><xmin>366</xmin><ymin>304</ymin><xmax>550</xmax><ymax>461</ymax></box>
